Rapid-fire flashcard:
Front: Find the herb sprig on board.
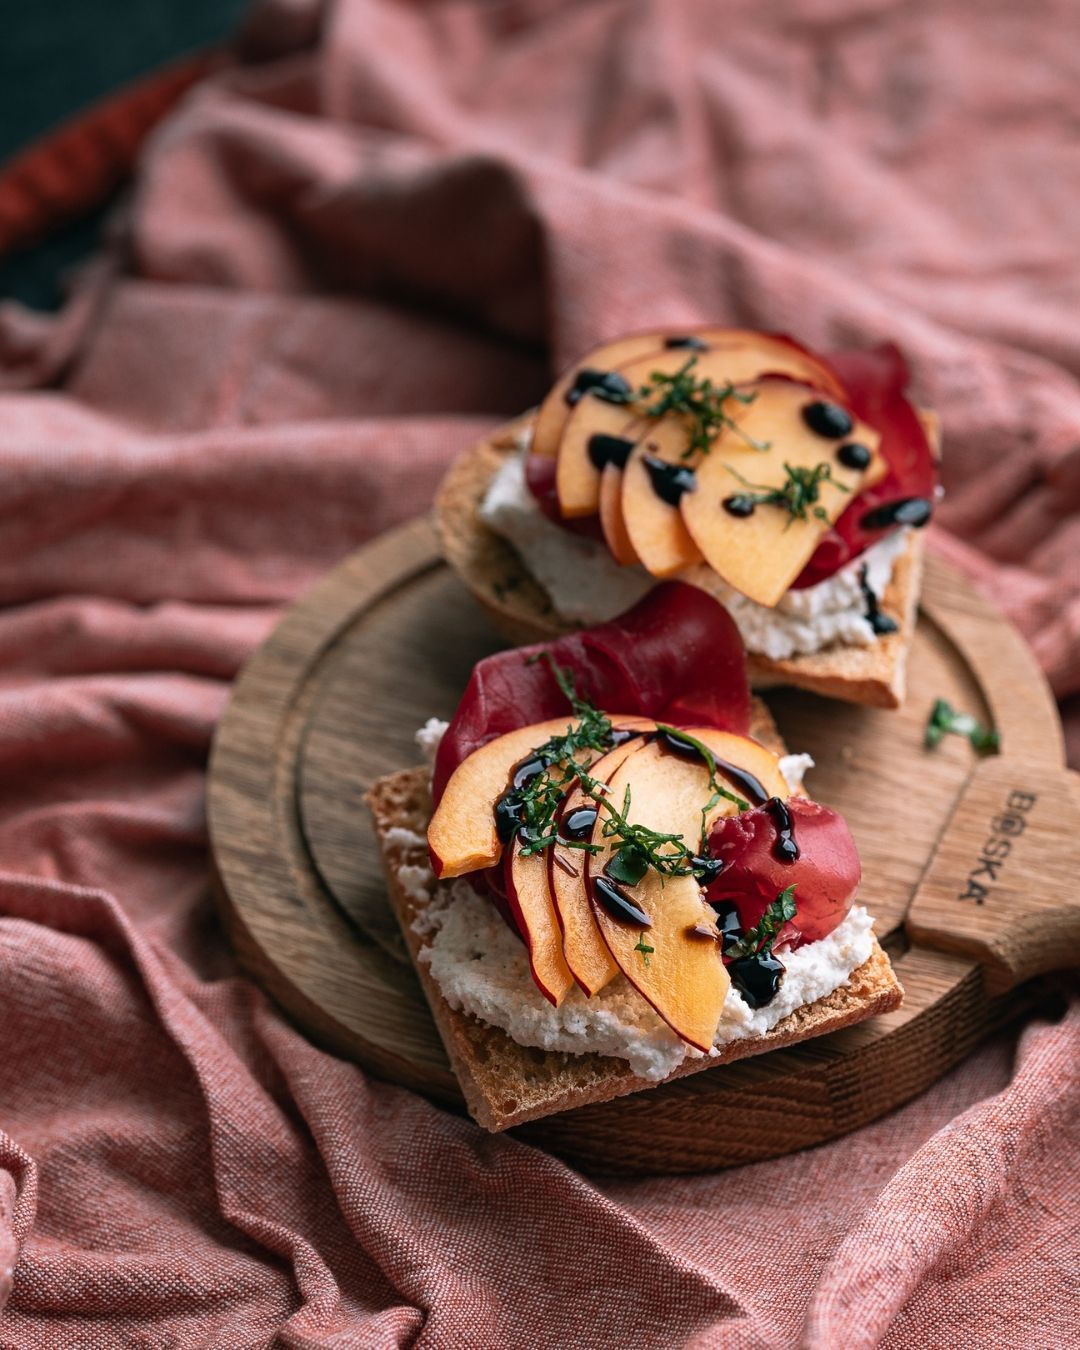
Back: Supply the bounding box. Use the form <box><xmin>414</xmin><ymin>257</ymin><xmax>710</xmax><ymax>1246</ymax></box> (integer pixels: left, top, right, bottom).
<box><xmin>724</xmin><ymin>460</ymin><xmax>848</xmax><ymax>527</ymax></box>
<box><xmin>924</xmin><ymin>699</ymin><xmax>1000</xmax><ymax>755</ymax></box>
<box><xmin>636</xmin><ymin>356</ymin><xmax>769</xmax><ymax>457</ymax></box>
<box><xmin>723</xmin><ymin>886</ymin><xmax>798</xmax><ymax>961</ymax></box>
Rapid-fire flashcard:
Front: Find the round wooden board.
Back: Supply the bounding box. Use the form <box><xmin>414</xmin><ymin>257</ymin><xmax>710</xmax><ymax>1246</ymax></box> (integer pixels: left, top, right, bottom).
<box><xmin>208</xmin><ymin>516</ymin><xmax>1066</xmax><ymax>1173</ymax></box>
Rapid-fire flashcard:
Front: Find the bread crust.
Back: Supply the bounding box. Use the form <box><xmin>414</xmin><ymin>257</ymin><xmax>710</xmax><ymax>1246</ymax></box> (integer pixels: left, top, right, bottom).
<box><xmin>365</xmin><ymin>701</ymin><xmax>903</xmax><ymax>1132</ymax></box>
<box><xmin>434</xmin><ymin>416</ymin><xmax>925</xmax><ymax>708</ymax></box>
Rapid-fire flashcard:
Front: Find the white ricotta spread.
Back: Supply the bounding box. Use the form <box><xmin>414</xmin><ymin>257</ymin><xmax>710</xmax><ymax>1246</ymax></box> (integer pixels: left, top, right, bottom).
<box><xmin>415</xmin><ymin>718</ymin><xmax>449</xmax><ymax>768</ymax></box>
<box><xmin>779</xmin><ymin>753</ymin><xmax>815</xmax><ymax>795</ymax></box>
<box><xmin>412</xmin><ymin>870</ymin><xmax>875</xmax><ymax>1081</ymax></box>
<box><xmin>479</xmin><ymin>448</ymin><xmax>909</xmax><ymax>660</ymax></box>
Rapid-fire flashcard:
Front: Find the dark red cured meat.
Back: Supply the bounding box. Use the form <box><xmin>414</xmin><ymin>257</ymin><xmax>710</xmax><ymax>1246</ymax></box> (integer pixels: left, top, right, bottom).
<box><xmin>524</xmin><ymin>456</ymin><xmax>606</xmax><ymax>541</ymax></box>
<box><xmin>432</xmin><ymin>580</ymin><xmax>752</xmax><ymax>805</ymax></box>
<box><xmin>705</xmin><ymin>798</ymin><xmax>861</xmax><ymax>948</ymax></box>
<box><xmin>792</xmin><ymin>343</ymin><xmax>937</xmax><ymax>588</ymax></box>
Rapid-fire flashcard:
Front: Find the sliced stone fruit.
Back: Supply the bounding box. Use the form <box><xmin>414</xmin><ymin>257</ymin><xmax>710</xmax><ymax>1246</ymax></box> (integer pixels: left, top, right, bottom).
<box><xmin>619</xmin><ymin>419</ymin><xmax>704</xmax><ymax>577</ymax></box>
<box><xmin>429</xmin><ymin>716</ymin><xmax>656</xmax><ymax>878</ymax></box>
<box><xmin>598</xmin><ymin>461</ymin><xmax>641</xmax><ymax>566</ymax></box>
<box><xmin>531</xmin><ymin>334</ymin><xmax>672</xmax><ymax>460</ymax></box>
<box><xmin>555</xmin><ymin>405</ymin><xmax>643</xmax><ymax>518</ymax></box>
<box><xmin>586</xmin><ymin>729</ymin><xmax>788</xmax><ymax>1050</ymax></box>
<box><xmin>506</xmin><ymin>839</ymin><xmax>577</xmax><ymax>1007</ymax></box>
<box><xmin>549</xmin><ymin>333</ymin><xmax>846</xmax><ymax>521</ymax></box>
<box><xmin>429</xmin><ymin>716</ymin><xmax>588</xmax><ymax>878</ymax></box>
<box><xmin>548</xmin><ymin>737</ymin><xmax>650</xmax><ymax>996</ymax></box>
<box><xmin>679</xmin><ymin>378</ymin><xmax>883</xmax><ymax>607</ymax></box>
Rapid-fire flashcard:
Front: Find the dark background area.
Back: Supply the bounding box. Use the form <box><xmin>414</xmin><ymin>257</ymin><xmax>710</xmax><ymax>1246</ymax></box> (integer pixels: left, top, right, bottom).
<box><xmin>0</xmin><ymin>0</ymin><xmax>249</xmax><ymax>309</ymax></box>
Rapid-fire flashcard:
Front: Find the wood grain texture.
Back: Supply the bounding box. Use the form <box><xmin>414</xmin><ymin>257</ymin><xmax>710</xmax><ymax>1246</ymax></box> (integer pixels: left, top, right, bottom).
<box><xmin>208</xmin><ymin>515</ymin><xmax>1073</xmax><ymax>1173</ymax></box>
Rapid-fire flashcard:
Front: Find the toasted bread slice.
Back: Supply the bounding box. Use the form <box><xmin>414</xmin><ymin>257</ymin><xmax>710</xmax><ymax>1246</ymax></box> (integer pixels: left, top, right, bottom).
<box><xmin>365</xmin><ymin>702</ymin><xmax>903</xmax><ymax>1132</ymax></box>
<box><xmin>434</xmin><ymin>416</ymin><xmax>927</xmax><ymax>709</ymax></box>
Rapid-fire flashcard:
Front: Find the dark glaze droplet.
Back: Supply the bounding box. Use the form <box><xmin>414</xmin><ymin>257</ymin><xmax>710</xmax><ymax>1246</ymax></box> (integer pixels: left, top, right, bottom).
<box><xmin>709</xmin><ymin>899</ymin><xmax>743</xmax><ymax>954</ymax></box>
<box><xmin>664</xmin><ymin>334</ymin><xmax>709</xmax><ymax>351</ymax></box>
<box><xmin>765</xmin><ymin>796</ymin><xmax>799</xmax><ymax>862</ymax></box>
<box><xmin>656</xmin><ymin>730</ymin><xmax>770</xmax><ymax>808</ymax></box>
<box><xmin>837</xmin><ymin>442</ymin><xmax>872</xmax><ymax>471</ymax></box>
<box><xmin>643</xmin><ymin>454</ymin><xmax>697</xmax><ymax>506</ymax></box>
<box><xmin>802</xmin><ymin>401</ymin><xmax>854</xmax><ymax>439</ymax></box>
<box><xmin>656</xmin><ymin>728</ymin><xmax>702</xmax><ymax>761</ymax></box>
<box><xmin>494</xmin><ymin>793</ymin><xmax>522</xmax><ymax>845</ymax></box>
<box><xmin>858</xmin><ymin>563</ymin><xmax>898</xmax><ymax>635</ymax></box>
<box><xmin>723</xmin><ymin>494</ymin><xmax>756</xmax><ymax>518</ymax></box>
<box><xmin>728</xmin><ymin>953</ymin><xmax>786</xmax><ymax>1008</ymax></box>
<box><xmin>511</xmin><ymin>755</ymin><xmax>549</xmax><ymax>791</ymax></box>
<box><xmin>566</xmin><ymin>368</ymin><xmax>633</xmax><ymax>408</ymax></box>
<box><xmin>861</xmin><ymin>497</ymin><xmax>933</xmax><ymax>530</ymax></box>
<box><xmin>592</xmin><ymin>876</ymin><xmax>651</xmax><ymax>928</ymax></box>
<box><xmin>609</xmin><ymin>727</ymin><xmax>640</xmax><ymax>748</ymax></box>
<box><xmin>714</xmin><ymin>758</ymin><xmax>769</xmax><ymax>807</ymax></box>
<box><xmin>562</xmin><ymin>807</ymin><xmax>598</xmax><ymax>842</ymax></box>
<box><xmin>691</xmin><ymin>853</ymin><xmax>724</xmax><ymax>885</ymax></box>
<box><xmin>588</xmin><ymin>433</ymin><xmax>635</xmax><ymax>472</ymax></box>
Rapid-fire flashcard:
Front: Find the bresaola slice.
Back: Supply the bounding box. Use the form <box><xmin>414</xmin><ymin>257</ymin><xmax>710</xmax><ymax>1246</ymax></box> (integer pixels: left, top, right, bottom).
<box><xmin>432</xmin><ymin>582</ymin><xmax>752</xmax><ymax>803</ymax></box>
<box><xmin>793</xmin><ymin>344</ymin><xmax>936</xmax><ymax>588</ymax></box>
<box><xmin>705</xmin><ymin>797</ymin><xmax>861</xmax><ymax>947</ymax></box>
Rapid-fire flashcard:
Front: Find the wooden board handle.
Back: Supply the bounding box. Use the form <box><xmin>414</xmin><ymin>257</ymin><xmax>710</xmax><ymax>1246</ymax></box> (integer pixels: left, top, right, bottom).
<box><xmin>905</xmin><ymin>757</ymin><xmax>1080</xmax><ymax>994</ymax></box>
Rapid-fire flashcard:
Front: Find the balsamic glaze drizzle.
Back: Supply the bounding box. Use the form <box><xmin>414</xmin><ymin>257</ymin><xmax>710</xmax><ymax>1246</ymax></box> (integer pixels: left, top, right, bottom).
<box><xmin>860</xmin><ymin>496</ymin><xmax>932</xmax><ymax>530</ymax></box>
<box><xmin>664</xmin><ymin>335</ymin><xmax>710</xmax><ymax>350</ymax></box>
<box><xmin>587</xmin><ymin>433</ymin><xmax>635</xmax><ymax>472</ymax></box>
<box><xmin>655</xmin><ymin>729</ymin><xmax>770</xmax><ymax>806</ymax></box>
<box><xmin>562</xmin><ymin>807</ymin><xmax>598</xmax><ymax>842</ymax></box>
<box><xmin>642</xmin><ymin>454</ymin><xmax>697</xmax><ymax>506</ymax></box>
<box><xmin>728</xmin><ymin>953</ymin><xmax>786</xmax><ymax>1008</ymax></box>
<box><xmin>802</xmin><ymin>401</ymin><xmax>854</xmax><ymax>439</ymax></box>
<box><xmin>837</xmin><ymin>442</ymin><xmax>872</xmax><ymax>471</ymax></box>
<box><xmin>765</xmin><ymin>797</ymin><xmax>800</xmax><ymax>862</ymax></box>
<box><xmin>858</xmin><ymin>563</ymin><xmax>899</xmax><ymax>635</ymax></box>
<box><xmin>593</xmin><ymin>875</ymin><xmax>651</xmax><ymax>928</ymax></box>
<box><xmin>722</xmin><ymin>494</ymin><xmax>755</xmax><ymax>518</ymax></box>
<box><xmin>709</xmin><ymin>899</ymin><xmax>743</xmax><ymax>954</ymax></box>
<box><xmin>565</xmin><ymin>368</ymin><xmax>634</xmax><ymax>408</ymax></box>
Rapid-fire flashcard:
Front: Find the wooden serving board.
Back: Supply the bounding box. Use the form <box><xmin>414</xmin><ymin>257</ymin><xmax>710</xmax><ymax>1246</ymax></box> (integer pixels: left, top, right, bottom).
<box><xmin>208</xmin><ymin>516</ymin><xmax>1079</xmax><ymax>1174</ymax></box>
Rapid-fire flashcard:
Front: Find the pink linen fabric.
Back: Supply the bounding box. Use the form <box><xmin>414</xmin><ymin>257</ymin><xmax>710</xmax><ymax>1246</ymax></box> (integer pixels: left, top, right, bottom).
<box><xmin>0</xmin><ymin>1</ymin><xmax>1078</xmax><ymax>1345</ymax></box>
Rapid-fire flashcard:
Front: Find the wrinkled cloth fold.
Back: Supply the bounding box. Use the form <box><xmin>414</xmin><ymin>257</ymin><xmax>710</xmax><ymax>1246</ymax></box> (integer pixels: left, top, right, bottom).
<box><xmin>0</xmin><ymin>0</ymin><xmax>1077</xmax><ymax>1345</ymax></box>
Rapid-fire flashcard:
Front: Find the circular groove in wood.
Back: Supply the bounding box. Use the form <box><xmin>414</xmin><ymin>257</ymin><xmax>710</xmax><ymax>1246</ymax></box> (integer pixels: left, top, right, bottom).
<box><xmin>208</xmin><ymin>516</ymin><xmax>1065</xmax><ymax>1172</ymax></box>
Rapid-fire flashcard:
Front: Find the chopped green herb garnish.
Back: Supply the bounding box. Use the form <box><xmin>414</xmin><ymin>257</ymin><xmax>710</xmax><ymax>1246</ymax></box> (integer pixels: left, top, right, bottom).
<box><xmin>724</xmin><ymin>886</ymin><xmax>797</xmax><ymax>961</ymax></box>
<box><xmin>725</xmin><ymin>460</ymin><xmax>848</xmax><ymax>527</ymax></box>
<box><xmin>513</xmin><ymin>655</ymin><xmax>619</xmax><ymax>857</ymax></box>
<box><xmin>509</xmin><ymin>662</ymin><xmax>750</xmax><ymax>886</ymax></box>
<box><xmin>634</xmin><ymin>935</ymin><xmax>655</xmax><ymax>966</ymax></box>
<box><xmin>579</xmin><ymin>774</ymin><xmax>698</xmax><ymax>882</ymax></box>
<box><xmin>924</xmin><ymin>699</ymin><xmax>1000</xmax><ymax>755</ymax></box>
<box><xmin>636</xmin><ymin>356</ymin><xmax>769</xmax><ymax>457</ymax></box>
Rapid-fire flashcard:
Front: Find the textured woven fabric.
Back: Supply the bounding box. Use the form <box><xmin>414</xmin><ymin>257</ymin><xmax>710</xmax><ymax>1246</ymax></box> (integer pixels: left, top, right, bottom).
<box><xmin>0</xmin><ymin>1</ymin><xmax>1077</xmax><ymax>1346</ymax></box>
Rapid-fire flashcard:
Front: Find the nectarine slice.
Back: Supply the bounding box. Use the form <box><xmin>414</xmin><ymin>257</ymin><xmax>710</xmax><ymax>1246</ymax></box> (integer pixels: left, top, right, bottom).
<box><xmin>620</xmin><ymin>420</ymin><xmax>704</xmax><ymax>577</ymax></box>
<box><xmin>531</xmin><ymin>334</ymin><xmax>670</xmax><ymax>460</ymax></box>
<box><xmin>429</xmin><ymin>716</ymin><xmax>586</xmax><ymax>878</ymax></box>
<box><xmin>598</xmin><ymin>461</ymin><xmax>641</xmax><ymax>566</ymax></box>
<box><xmin>587</xmin><ymin>729</ymin><xmax>788</xmax><ymax>1050</ymax></box>
<box><xmin>507</xmin><ymin>840</ymin><xmax>577</xmax><ymax>1007</ymax></box>
<box><xmin>533</xmin><ymin>330</ymin><xmax>846</xmax><ymax>463</ymax></box>
<box><xmin>429</xmin><ymin>715</ymin><xmax>656</xmax><ymax>879</ymax></box>
<box><xmin>555</xmin><ymin>404</ymin><xmax>644</xmax><ymax>519</ymax></box>
<box><xmin>680</xmin><ymin>378</ymin><xmax>883</xmax><ymax>607</ymax></box>
<box><xmin>548</xmin><ymin>737</ymin><xmax>650</xmax><ymax>996</ymax></box>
